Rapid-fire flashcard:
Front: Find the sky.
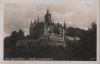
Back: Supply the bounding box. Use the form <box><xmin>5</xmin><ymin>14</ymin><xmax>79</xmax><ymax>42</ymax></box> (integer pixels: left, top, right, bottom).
<box><xmin>4</xmin><ymin>0</ymin><xmax>97</xmax><ymax>37</ymax></box>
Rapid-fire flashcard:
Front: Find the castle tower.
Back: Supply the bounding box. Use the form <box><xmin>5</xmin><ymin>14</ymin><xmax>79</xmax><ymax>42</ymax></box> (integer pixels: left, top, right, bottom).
<box><xmin>62</xmin><ymin>22</ymin><xmax>66</xmax><ymax>41</ymax></box>
<box><xmin>30</xmin><ymin>19</ymin><xmax>37</xmax><ymax>39</ymax></box>
<box><xmin>45</xmin><ymin>9</ymin><xmax>52</xmax><ymax>25</ymax></box>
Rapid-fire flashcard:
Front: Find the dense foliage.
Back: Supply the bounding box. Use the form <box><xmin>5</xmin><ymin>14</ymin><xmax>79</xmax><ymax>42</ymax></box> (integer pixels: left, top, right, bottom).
<box><xmin>4</xmin><ymin>22</ymin><xmax>96</xmax><ymax>60</ymax></box>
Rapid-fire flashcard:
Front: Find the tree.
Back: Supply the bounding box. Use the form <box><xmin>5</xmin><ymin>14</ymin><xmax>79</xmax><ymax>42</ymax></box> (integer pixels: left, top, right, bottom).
<box><xmin>88</xmin><ymin>22</ymin><xmax>96</xmax><ymax>59</ymax></box>
<box><xmin>7</xmin><ymin>31</ymin><xmax>18</xmax><ymax>48</ymax></box>
<box><xmin>79</xmin><ymin>22</ymin><xmax>96</xmax><ymax>60</ymax></box>
<box><xmin>4</xmin><ymin>31</ymin><xmax>18</xmax><ymax>58</ymax></box>
<box><xmin>17</xmin><ymin>29</ymin><xmax>25</xmax><ymax>40</ymax></box>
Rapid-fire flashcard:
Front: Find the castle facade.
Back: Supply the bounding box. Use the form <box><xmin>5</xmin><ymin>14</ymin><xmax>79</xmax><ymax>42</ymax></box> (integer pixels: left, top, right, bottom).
<box><xmin>16</xmin><ymin>10</ymin><xmax>67</xmax><ymax>48</ymax></box>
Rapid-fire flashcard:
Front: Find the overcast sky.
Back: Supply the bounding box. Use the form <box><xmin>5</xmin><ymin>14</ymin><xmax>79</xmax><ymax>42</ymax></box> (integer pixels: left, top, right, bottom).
<box><xmin>4</xmin><ymin>0</ymin><xmax>97</xmax><ymax>37</ymax></box>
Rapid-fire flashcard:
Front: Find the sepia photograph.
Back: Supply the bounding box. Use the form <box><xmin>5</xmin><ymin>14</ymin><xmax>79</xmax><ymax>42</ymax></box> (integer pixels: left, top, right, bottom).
<box><xmin>3</xmin><ymin>0</ymin><xmax>98</xmax><ymax>61</ymax></box>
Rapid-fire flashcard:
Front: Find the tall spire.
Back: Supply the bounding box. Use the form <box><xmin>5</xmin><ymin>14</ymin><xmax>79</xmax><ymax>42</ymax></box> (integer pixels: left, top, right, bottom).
<box><xmin>64</xmin><ymin>21</ymin><xmax>66</xmax><ymax>29</ymax></box>
<box><xmin>47</xmin><ymin>9</ymin><xmax>49</xmax><ymax>14</ymax></box>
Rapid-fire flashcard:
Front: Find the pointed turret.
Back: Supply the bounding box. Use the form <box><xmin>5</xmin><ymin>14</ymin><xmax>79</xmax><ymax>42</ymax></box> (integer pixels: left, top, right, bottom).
<box><xmin>62</xmin><ymin>21</ymin><xmax>66</xmax><ymax>41</ymax></box>
<box><xmin>63</xmin><ymin>21</ymin><xmax>66</xmax><ymax>29</ymax></box>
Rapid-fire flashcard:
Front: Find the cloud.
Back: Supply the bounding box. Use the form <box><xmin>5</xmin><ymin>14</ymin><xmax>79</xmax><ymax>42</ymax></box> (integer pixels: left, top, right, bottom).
<box><xmin>4</xmin><ymin>0</ymin><xmax>97</xmax><ymax>37</ymax></box>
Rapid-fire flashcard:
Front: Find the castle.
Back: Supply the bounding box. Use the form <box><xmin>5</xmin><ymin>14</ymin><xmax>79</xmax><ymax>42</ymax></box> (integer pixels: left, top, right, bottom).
<box><xmin>16</xmin><ymin>9</ymin><xmax>67</xmax><ymax>48</ymax></box>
